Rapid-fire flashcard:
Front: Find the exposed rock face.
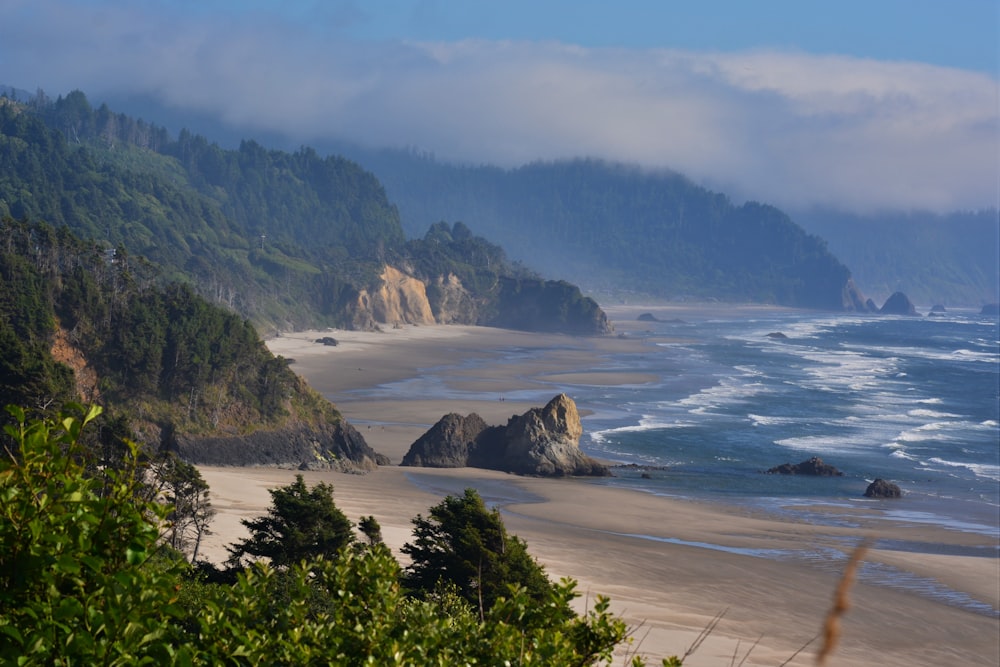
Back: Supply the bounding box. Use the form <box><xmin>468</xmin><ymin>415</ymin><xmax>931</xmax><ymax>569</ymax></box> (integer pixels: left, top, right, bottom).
<box><xmin>348</xmin><ymin>265</ymin><xmax>611</xmax><ymax>335</ymax></box>
<box><xmin>880</xmin><ymin>291</ymin><xmax>919</xmax><ymax>316</ymax></box>
<box><xmin>498</xmin><ymin>394</ymin><xmax>607</xmax><ymax>476</ymax></box>
<box><xmin>172</xmin><ymin>421</ymin><xmax>389</xmax><ymax>472</ymax></box>
<box><xmin>766</xmin><ymin>457</ymin><xmax>844</xmax><ymax>476</ymax></box>
<box><xmin>864</xmin><ymin>478</ymin><xmax>902</xmax><ymax>498</ymax></box>
<box><xmin>401</xmin><ymin>394</ymin><xmax>610</xmax><ymax>477</ymax></box>
<box><xmin>842</xmin><ymin>279</ymin><xmax>874</xmax><ymax>312</ymax></box>
<box><xmin>358</xmin><ymin>266</ymin><xmax>437</xmax><ymax>326</ymax></box>
<box><xmin>402</xmin><ymin>412</ymin><xmax>490</xmax><ymax>467</ymax></box>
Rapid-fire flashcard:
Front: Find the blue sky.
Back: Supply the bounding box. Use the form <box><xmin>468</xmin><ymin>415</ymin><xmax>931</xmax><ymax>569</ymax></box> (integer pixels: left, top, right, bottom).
<box><xmin>1</xmin><ymin>0</ymin><xmax>997</xmax><ymax>212</ymax></box>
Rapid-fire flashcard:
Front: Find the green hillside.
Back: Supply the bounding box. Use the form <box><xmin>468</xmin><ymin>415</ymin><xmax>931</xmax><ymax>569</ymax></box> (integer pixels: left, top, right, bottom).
<box><xmin>0</xmin><ymin>91</ymin><xmax>608</xmax><ymax>334</ymax></box>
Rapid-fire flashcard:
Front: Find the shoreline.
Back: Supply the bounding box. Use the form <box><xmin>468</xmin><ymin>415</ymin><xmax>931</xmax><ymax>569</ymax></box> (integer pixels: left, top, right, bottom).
<box><xmin>198</xmin><ymin>314</ymin><xmax>998</xmax><ymax>666</ymax></box>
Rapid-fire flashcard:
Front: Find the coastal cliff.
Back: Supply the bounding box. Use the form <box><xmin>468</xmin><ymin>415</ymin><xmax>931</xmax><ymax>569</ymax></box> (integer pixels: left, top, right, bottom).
<box><xmin>350</xmin><ymin>264</ymin><xmax>612</xmax><ymax>335</ymax></box>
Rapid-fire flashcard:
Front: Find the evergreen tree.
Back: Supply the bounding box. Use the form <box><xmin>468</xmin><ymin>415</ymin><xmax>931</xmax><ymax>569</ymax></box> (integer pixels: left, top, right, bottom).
<box><xmin>227</xmin><ymin>475</ymin><xmax>354</xmax><ymax>568</ymax></box>
<box><xmin>402</xmin><ymin>488</ymin><xmax>563</xmax><ymax>617</ymax></box>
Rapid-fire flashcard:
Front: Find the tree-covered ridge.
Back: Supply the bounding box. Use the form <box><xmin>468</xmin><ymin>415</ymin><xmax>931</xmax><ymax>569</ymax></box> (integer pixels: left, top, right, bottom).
<box><xmin>342</xmin><ymin>148</ymin><xmax>860</xmax><ymax>308</ymax></box>
<box><xmin>0</xmin><ymin>218</ymin><xmax>338</xmax><ymax>439</ymax></box>
<box><xmin>0</xmin><ymin>90</ymin><xmax>611</xmax><ymax>333</ymax></box>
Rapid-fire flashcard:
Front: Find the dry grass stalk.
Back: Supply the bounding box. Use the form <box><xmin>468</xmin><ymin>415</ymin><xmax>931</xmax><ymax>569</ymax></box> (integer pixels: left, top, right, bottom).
<box><xmin>816</xmin><ymin>539</ymin><xmax>870</xmax><ymax>665</ymax></box>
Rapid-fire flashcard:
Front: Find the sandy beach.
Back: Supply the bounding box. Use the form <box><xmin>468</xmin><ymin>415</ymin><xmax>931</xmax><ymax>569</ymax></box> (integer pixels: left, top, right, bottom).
<box><xmin>198</xmin><ymin>309</ymin><xmax>1000</xmax><ymax>666</ymax></box>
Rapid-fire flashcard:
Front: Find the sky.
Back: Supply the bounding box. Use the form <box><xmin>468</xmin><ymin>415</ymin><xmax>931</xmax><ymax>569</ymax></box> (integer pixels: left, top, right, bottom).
<box><xmin>0</xmin><ymin>0</ymin><xmax>998</xmax><ymax>214</ymax></box>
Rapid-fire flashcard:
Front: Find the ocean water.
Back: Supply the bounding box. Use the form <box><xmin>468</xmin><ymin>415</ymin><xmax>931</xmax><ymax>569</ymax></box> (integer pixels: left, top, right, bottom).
<box><xmin>577</xmin><ymin>309</ymin><xmax>999</xmax><ymax>540</ymax></box>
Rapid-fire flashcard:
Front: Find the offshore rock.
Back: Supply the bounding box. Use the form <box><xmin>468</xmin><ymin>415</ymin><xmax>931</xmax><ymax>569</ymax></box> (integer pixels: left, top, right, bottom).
<box><xmin>981</xmin><ymin>303</ymin><xmax>999</xmax><ymax>316</ymax></box>
<box><xmin>401</xmin><ymin>394</ymin><xmax>610</xmax><ymax>477</ymax></box>
<box><xmin>880</xmin><ymin>291</ymin><xmax>919</xmax><ymax>316</ymax></box>
<box><xmin>766</xmin><ymin>457</ymin><xmax>844</xmax><ymax>476</ymax></box>
<box><xmin>864</xmin><ymin>478</ymin><xmax>902</xmax><ymax>498</ymax></box>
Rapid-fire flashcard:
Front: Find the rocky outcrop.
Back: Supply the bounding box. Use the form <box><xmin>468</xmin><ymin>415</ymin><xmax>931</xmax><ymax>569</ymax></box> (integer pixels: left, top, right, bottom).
<box><xmin>766</xmin><ymin>332</ymin><xmax>788</xmax><ymax>339</ymax></box>
<box><xmin>402</xmin><ymin>412</ymin><xmax>491</xmax><ymax>468</ymax></box>
<box><xmin>864</xmin><ymin>478</ymin><xmax>902</xmax><ymax>498</ymax></box>
<box><xmin>401</xmin><ymin>394</ymin><xmax>610</xmax><ymax>477</ymax></box>
<box><xmin>880</xmin><ymin>292</ymin><xmax>919</xmax><ymax>316</ymax></box>
<box><xmin>842</xmin><ymin>278</ymin><xmax>874</xmax><ymax>312</ymax></box>
<box><xmin>349</xmin><ymin>265</ymin><xmax>611</xmax><ymax>335</ymax></box>
<box><xmin>766</xmin><ymin>457</ymin><xmax>843</xmax><ymax>476</ymax></box>
<box><xmin>171</xmin><ymin>420</ymin><xmax>389</xmax><ymax>472</ymax></box>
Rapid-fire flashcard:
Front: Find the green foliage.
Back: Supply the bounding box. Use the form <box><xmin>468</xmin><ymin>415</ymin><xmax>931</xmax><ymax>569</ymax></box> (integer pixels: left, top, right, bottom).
<box><xmin>227</xmin><ymin>474</ymin><xmax>354</xmax><ymax>569</ymax></box>
<box><xmin>0</xmin><ymin>404</ymin><xmax>191</xmax><ymax>665</ymax></box>
<box><xmin>403</xmin><ymin>488</ymin><xmax>566</xmax><ymax>618</ymax></box>
<box><xmin>0</xmin><ymin>406</ymin><xmax>681</xmax><ymax>665</ymax></box>
<box><xmin>0</xmin><ymin>218</ymin><xmax>333</xmax><ymax>435</ymax></box>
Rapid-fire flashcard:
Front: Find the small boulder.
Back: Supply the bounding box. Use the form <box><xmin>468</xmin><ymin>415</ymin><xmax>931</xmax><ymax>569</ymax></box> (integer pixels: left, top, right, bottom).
<box><xmin>766</xmin><ymin>457</ymin><xmax>844</xmax><ymax>476</ymax></box>
<box><xmin>864</xmin><ymin>478</ymin><xmax>902</xmax><ymax>498</ymax></box>
<box><xmin>315</xmin><ymin>336</ymin><xmax>339</xmax><ymax>346</ymax></box>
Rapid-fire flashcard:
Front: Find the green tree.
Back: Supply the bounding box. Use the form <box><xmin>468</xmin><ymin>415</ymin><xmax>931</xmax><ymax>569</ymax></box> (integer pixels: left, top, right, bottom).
<box><xmin>147</xmin><ymin>453</ymin><xmax>215</xmax><ymax>562</ymax></box>
<box><xmin>227</xmin><ymin>474</ymin><xmax>354</xmax><ymax>568</ymax></box>
<box><xmin>402</xmin><ymin>487</ymin><xmax>564</xmax><ymax>618</ymax></box>
<box><xmin>0</xmin><ymin>404</ymin><xmax>192</xmax><ymax>665</ymax></box>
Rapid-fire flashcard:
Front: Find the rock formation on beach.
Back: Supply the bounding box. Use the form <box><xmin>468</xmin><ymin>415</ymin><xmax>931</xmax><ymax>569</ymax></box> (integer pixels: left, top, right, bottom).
<box><xmin>864</xmin><ymin>478</ymin><xmax>902</xmax><ymax>498</ymax></box>
<box><xmin>402</xmin><ymin>394</ymin><xmax>610</xmax><ymax>477</ymax></box>
<box><xmin>766</xmin><ymin>457</ymin><xmax>844</xmax><ymax>476</ymax></box>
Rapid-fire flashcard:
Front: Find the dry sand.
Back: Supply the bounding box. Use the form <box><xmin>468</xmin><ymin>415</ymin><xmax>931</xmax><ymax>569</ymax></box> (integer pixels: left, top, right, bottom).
<box><xmin>198</xmin><ymin>311</ymin><xmax>1000</xmax><ymax>667</ymax></box>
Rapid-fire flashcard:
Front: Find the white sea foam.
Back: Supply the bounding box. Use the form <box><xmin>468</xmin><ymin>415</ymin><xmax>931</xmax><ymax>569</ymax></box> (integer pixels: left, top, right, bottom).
<box><xmin>773</xmin><ymin>434</ymin><xmax>868</xmax><ymax>454</ymax></box>
<box><xmin>906</xmin><ymin>408</ymin><xmax>964</xmax><ymax>419</ymax></box>
<box><xmin>927</xmin><ymin>458</ymin><xmax>1000</xmax><ymax>482</ymax></box>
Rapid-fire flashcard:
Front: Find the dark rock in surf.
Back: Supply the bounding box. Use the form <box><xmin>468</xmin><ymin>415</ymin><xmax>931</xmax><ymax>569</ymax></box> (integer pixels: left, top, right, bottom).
<box><xmin>638</xmin><ymin>312</ymin><xmax>661</xmax><ymax>322</ymax></box>
<box><xmin>864</xmin><ymin>478</ymin><xmax>902</xmax><ymax>498</ymax></box>
<box><xmin>766</xmin><ymin>457</ymin><xmax>844</xmax><ymax>477</ymax></box>
<box><xmin>766</xmin><ymin>332</ymin><xmax>788</xmax><ymax>339</ymax></box>
<box><xmin>315</xmin><ymin>336</ymin><xmax>339</xmax><ymax>346</ymax></box>
<box><xmin>930</xmin><ymin>304</ymin><xmax>946</xmax><ymax>313</ymax></box>
<box><xmin>879</xmin><ymin>292</ymin><xmax>919</xmax><ymax>316</ymax></box>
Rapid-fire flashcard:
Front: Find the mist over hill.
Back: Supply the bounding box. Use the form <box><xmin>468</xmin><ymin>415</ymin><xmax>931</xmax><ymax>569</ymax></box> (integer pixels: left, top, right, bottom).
<box><xmin>0</xmin><ymin>89</ymin><xmax>609</xmax><ymax>335</ymax></box>
<box><xmin>794</xmin><ymin>208</ymin><xmax>999</xmax><ymax>307</ymax></box>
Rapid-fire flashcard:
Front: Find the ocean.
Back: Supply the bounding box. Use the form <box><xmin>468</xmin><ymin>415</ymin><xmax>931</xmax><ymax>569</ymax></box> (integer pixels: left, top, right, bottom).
<box><xmin>366</xmin><ymin>306</ymin><xmax>999</xmax><ymax>616</ymax></box>
<box><xmin>577</xmin><ymin>309</ymin><xmax>998</xmax><ymax>540</ymax></box>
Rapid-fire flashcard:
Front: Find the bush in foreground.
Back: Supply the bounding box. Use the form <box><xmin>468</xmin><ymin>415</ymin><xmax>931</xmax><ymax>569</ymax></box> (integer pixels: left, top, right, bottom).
<box><xmin>0</xmin><ymin>404</ymin><xmax>683</xmax><ymax>665</ymax></box>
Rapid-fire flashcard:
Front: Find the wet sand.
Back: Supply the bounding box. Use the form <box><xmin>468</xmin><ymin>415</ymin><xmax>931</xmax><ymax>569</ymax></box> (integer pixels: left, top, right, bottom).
<box><xmin>197</xmin><ymin>311</ymin><xmax>999</xmax><ymax>666</ymax></box>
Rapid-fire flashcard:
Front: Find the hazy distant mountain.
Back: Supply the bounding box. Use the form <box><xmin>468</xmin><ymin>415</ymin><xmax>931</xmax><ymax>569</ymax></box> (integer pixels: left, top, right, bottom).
<box><xmin>794</xmin><ymin>208</ymin><xmax>999</xmax><ymax>307</ymax></box>
<box><xmin>323</xmin><ymin>146</ymin><xmax>862</xmax><ymax>309</ymax></box>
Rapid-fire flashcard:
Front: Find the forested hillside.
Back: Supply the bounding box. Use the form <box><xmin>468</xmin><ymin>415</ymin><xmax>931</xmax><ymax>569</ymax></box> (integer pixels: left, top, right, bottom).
<box><xmin>795</xmin><ymin>208</ymin><xmax>999</xmax><ymax>307</ymax></box>
<box><xmin>0</xmin><ymin>218</ymin><xmax>385</xmax><ymax>470</ymax></box>
<box><xmin>0</xmin><ymin>90</ymin><xmax>608</xmax><ymax>334</ymax></box>
<box><xmin>334</xmin><ymin>148</ymin><xmax>865</xmax><ymax>309</ymax></box>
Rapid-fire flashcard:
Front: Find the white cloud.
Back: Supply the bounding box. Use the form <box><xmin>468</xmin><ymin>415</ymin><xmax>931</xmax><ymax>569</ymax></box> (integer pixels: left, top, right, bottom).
<box><xmin>1</xmin><ymin>0</ymin><xmax>996</xmax><ymax>213</ymax></box>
